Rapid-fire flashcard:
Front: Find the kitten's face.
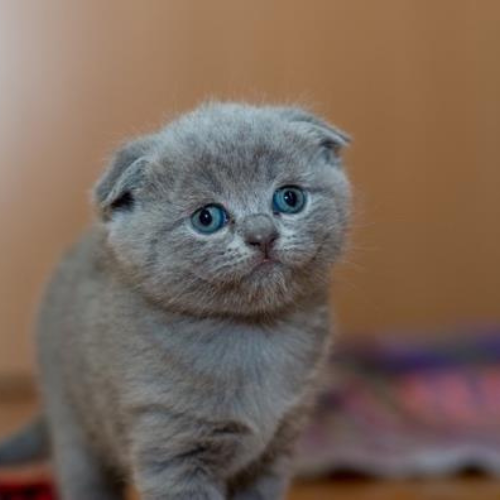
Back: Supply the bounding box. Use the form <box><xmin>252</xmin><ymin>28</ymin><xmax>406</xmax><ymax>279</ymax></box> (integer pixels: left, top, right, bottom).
<box><xmin>95</xmin><ymin>103</ymin><xmax>351</xmax><ymax>317</ymax></box>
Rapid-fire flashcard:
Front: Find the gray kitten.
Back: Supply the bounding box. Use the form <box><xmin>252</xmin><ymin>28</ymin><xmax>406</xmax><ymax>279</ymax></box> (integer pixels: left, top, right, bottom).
<box><xmin>0</xmin><ymin>102</ymin><xmax>351</xmax><ymax>499</ymax></box>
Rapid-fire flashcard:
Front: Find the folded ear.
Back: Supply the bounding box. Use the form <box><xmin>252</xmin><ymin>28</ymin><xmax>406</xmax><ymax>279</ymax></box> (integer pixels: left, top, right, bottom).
<box><xmin>277</xmin><ymin>107</ymin><xmax>351</xmax><ymax>157</ymax></box>
<box><xmin>93</xmin><ymin>134</ymin><xmax>158</xmax><ymax>221</ymax></box>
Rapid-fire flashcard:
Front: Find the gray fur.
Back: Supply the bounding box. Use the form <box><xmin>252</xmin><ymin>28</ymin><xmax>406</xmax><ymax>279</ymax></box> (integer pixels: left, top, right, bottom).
<box><xmin>3</xmin><ymin>102</ymin><xmax>351</xmax><ymax>499</ymax></box>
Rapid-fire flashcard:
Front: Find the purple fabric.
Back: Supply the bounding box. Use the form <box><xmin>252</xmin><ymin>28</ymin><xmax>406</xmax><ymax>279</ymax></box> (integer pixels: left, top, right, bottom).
<box><xmin>296</xmin><ymin>328</ymin><xmax>500</xmax><ymax>478</ymax></box>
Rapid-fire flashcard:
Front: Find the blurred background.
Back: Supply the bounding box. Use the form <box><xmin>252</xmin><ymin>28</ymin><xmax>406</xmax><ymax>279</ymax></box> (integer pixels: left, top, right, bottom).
<box><xmin>1</xmin><ymin>0</ymin><xmax>499</xmax><ymax>377</ymax></box>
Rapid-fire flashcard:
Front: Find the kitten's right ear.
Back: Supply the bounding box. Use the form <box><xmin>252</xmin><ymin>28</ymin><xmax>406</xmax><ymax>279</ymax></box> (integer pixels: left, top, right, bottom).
<box><xmin>93</xmin><ymin>134</ymin><xmax>158</xmax><ymax>221</ymax></box>
<box><xmin>277</xmin><ymin>107</ymin><xmax>351</xmax><ymax>158</ymax></box>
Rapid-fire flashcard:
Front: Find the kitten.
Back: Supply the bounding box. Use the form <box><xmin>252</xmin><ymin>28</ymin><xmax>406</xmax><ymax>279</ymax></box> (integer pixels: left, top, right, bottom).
<box><xmin>0</xmin><ymin>102</ymin><xmax>351</xmax><ymax>499</ymax></box>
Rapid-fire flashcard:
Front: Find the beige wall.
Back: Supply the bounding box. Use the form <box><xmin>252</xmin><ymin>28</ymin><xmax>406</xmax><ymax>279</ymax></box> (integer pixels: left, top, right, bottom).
<box><xmin>1</xmin><ymin>0</ymin><xmax>499</xmax><ymax>376</ymax></box>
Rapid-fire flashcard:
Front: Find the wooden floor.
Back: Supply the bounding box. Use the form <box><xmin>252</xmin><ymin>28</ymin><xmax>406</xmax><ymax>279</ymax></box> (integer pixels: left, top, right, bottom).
<box><xmin>1</xmin><ymin>398</ymin><xmax>500</xmax><ymax>499</ymax></box>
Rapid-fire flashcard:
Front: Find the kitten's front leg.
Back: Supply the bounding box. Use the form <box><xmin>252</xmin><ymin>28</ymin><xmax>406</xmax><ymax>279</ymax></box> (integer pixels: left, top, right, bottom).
<box><xmin>134</xmin><ymin>452</ymin><xmax>226</xmax><ymax>500</ymax></box>
<box><xmin>135</xmin><ymin>458</ymin><xmax>225</xmax><ymax>500</ymax></box>
<box><xmin>230</xmin><ymin>414</ymin><xmax>304</xmax><ymax>500</ymax></box>
<box><xmin>230</xmin><ymin>453</ymin><xmax>291</xmax><ymax>500</ymax></box>
<box><xmin>130</xmin><ymin>412</ymin><xmax>243</xmax><ymax>500</ymax></box>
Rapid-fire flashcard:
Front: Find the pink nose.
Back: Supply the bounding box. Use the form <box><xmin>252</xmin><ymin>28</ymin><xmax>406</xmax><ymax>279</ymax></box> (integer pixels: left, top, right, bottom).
<box><xmin>241</xmin><ymin>214</ymin><xmax>279</xmax><ymax>255</ymax></box>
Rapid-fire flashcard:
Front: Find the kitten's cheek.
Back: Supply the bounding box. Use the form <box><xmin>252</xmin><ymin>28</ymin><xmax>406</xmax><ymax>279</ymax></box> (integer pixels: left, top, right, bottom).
<box><xmin>277</xmin><ymin>247</ymin><xmax>316</xmax><ymax>268</ymax></box>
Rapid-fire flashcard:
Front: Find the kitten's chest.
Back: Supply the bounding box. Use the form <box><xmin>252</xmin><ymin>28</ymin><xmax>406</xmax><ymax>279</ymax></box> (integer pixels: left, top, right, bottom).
<box><xmin>175</xmin><ymin>318</ymin><xmax>327</xmax><ymax>432</ymax></box>
<box><xmin>127</xmin><ymin>313</ymin><xmax>329</xmax><ymax>471</ymax></box>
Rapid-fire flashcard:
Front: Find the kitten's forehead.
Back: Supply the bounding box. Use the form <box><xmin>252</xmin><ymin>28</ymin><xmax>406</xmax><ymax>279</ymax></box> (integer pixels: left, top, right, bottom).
<box><xmin>155</xmin><ymin>104</ymin><xmax>316</xmax><ymax>197</ymax></box>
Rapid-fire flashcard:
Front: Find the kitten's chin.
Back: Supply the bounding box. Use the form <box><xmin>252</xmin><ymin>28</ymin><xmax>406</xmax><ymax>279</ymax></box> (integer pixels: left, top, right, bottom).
<box><xmin>203</xmin><ymin>264</ymin><xmax>300</xmax><ymax>317</ymax></box>
<box><xmin>144</xmin><ymin>258</ymin><xmax>325</xmax><ymax>318</ymax></box>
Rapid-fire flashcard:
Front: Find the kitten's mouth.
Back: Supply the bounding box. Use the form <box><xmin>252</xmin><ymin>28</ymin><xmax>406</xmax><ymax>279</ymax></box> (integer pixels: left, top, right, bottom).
<box><xmin>261</xmin><ymin>256</ymin><xmax>277</xmax><ymax>264</ymax></box>
<box><xmin>251</xmin><ymin>255</ymin><xmax>281</xmax><ymax>273</ymax></box>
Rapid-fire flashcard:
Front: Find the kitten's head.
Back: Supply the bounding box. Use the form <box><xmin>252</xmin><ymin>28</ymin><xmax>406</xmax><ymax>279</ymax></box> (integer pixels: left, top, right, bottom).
<box><xmin>93</xmin><ymin>102</ymin><xmax>351</xmax><ymax>317</ymax></box>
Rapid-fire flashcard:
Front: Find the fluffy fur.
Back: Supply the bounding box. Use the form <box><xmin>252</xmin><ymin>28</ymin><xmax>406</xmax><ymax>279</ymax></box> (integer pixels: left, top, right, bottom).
<box><xmin>1</xmin><ymin>102</ymin><xmax>351</xmax><ymax>499</ymax></box>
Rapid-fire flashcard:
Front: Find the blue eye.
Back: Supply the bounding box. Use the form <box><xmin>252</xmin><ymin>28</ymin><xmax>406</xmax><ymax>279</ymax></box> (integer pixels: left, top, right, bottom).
<box><xmin>191</xmin><ymin>205</ymin><xmax>228</xmax><ymax>234</ymax></box>
<box><xmin>273</xmin><ymin>186</ymin><xmax>306</xmax><ymax>214</ymax></box>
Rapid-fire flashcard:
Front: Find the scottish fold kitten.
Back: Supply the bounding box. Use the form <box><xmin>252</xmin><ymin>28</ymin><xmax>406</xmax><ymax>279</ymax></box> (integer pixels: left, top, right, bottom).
<box><xmin>0</xmin><ymin>102</ymin><xmax>351</xmax><ymax>499</ymax></box>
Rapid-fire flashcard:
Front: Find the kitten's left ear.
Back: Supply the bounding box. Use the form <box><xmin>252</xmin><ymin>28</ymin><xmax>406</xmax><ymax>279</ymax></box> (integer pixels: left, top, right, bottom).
<box><xmin>278</xmin><ymin>108</ymin><xmax>351</xmax><ymax>157</ymax></box>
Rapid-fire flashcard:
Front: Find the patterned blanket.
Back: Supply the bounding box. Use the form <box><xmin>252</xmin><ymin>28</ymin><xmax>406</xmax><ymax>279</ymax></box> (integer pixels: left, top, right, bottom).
<box><xmin>297</xmin><ymin>327</ymin><xmax>500</xmax><ymax>477</ymax></box>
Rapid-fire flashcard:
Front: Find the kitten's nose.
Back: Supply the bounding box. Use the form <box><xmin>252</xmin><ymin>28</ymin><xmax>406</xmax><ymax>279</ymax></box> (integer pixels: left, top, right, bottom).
<box><xmin>241</xmin><ymin>214</ymin><xmax>279</xmax><ymax>255</ymax></box>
